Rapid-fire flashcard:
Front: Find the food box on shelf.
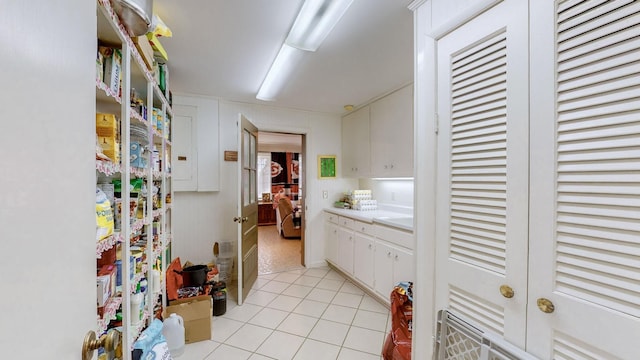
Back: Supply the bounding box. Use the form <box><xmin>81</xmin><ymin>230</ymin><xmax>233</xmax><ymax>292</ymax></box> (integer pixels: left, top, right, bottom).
<box><xmin>97</xmin><ymin>274</ymin><xmax>111</xmax><ymax>307</ymax></box>
<box><xmin>98</xmin><ymin>264</ymin><xmax>117</xmax><ymax>299</ymax></box>
<box><xmin>133</xmin><ymin>35</ymin><xmax>154</xmax><ymax>70</ymax></box>
<box><xmin>96</xmin><ymin>113</ymin><xmax>119</xmax><ymax>139</ymax></box>
<box><xmin>164</xmin><ymin>295</ymin><xmax>212</xmax><ymax>343</ymax></box>
<box><xmin>96</xmin><ymin>50</ymin><xmax>104</xmax><ymax>82</ymax></box>
<box><xmin>98</xmin><ymin>136</ymin><xmax>120</xmax><ymax>165</ymax></box>
<box><xmin>146</xmin><ymin>33</ymin><xmax>168</xmax><ymax>62</ymax></box>
<box><xmin>102</xmin><ymin>47</ymin><xmax>121</xmax><ymax>94</ymax></box>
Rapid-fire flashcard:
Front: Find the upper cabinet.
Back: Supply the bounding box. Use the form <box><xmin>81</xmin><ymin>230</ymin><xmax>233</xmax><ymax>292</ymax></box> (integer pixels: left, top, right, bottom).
<box><xmin>342</xmin><ymin>105</ymin><xmax>371</xmax><ymax>178</ymax></box>
<box><xmin>341</xmin><ymin>84</ymin><xmax>414</xmax><ymax>179</ymax></box>
<box><xmin>370</xmin><ymin>85</ymin><xmax>414</xmax><ymax>177</ymax></box>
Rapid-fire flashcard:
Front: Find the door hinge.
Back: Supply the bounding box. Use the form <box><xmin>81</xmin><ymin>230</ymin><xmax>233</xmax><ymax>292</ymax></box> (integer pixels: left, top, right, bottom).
<box><xmin>434</xmin><ymin>113</ymin><xmax>439</xmax><ymax>134</ymax></box>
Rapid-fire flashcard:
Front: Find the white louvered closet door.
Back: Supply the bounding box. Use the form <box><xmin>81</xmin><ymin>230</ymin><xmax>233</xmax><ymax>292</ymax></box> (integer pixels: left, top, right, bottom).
<box><xmin>528</xmin><ymin>1</ymin><xmax>640</xmax><ymax>358</ymax></box>
<box><xmin>434</xmin><ymin>0</ymin><xmax>530</xmax><ymax>348</ymax></box>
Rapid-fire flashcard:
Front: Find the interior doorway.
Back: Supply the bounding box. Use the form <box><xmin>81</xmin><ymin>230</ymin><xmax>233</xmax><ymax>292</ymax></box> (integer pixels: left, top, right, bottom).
<box><xmin>256</xmin><ymin>131</ymin><xmax>305</xmax><ymax>274</ymax></box>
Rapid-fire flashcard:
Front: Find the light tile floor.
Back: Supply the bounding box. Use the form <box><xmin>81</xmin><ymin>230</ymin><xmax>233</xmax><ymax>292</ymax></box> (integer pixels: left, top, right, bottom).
<box><xmin>181</xmin><ymin>266</ymin><xmax>390</xmax><ymax>359</ymax></box>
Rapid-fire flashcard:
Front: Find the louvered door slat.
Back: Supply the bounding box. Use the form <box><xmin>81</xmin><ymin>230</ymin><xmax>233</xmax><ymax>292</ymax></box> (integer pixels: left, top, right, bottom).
<box><xmin>557</xmin><ymin>221</ymin><xmax>639</xmax><ymax>244</ymax></box>
<box><xmin>449</xmin><ymin>286</ymin><xmax>505</xmax><ymax>335</ymax></box>
<box><xmin>558</xmin><ymin>203</ymin><xmax>638</xmax><ymax>220</ymax></box>
<box><xmin>451</xmin><ymin>231</ymin><xmax>506</xmax><ymax>251</ymax></box>
<box><xmin>555</xmin><ymin>0</ymin><xmax>640</xmax><ymax>313</ymax></box>
<box><xmin>557</xmin><ymin>26</ymin><xmax>638</xmax><ymax>63</ymax></box>
<box><xmin>557</xmin><ymin>251</ymin><xmax>638</xmax><ymax>278</ymax></box>
<box><xmin>558</xmin><ymin>61</ymin><xmax>639</xmax><ymax>95</ymax></box>
<box><xmin>558</xmin><ymin>48</ymin><xmax>639</xmax><ymax>82</ymax></box>
<box><xmin>557</xmin><ymin>1</ymin><xmax>638</xmax><ymax>43</ymax></box>
<box><xmin>559</xmin><ymin>193</ymin><xmax>639</xmax><ymax>207</ymax></box>
<box><xmin>558</xmin><ymin>86</ymin><xmax>640</xmax><ymax>113</ymax></box>
<box><xmin>452</xmin><ymin>64</ymin><xmax>507</xmax><ymax>95</ymax></box>
<box><xmin>453</xmin><ymin>158</ymin><xmax>508</xmax><ymax>169</ymax></box>
<box><xmin>557</xmin><ymin>0</ymin><xmax>609</xmax><ymax>22</ymax></box>
<box><xmin>452</xmin><ymin>82</ymin><xmax>506</xmax><ymax>107</ymax></box>
<box><xmin>452</xmin><ymin>32</ymin><xmax>507</xmax><ymax>71</ymax></box>
<box><xmin>452</xmin><ymin>73</ymin><xmax>507</xmax><ymax>101</ymax></box>
<box><xmin>558</xmin><ymin>233</ymin><xmax>640</xmax><ymax>256</ymax></box>
<box><xmin>557</xmin><ymin>75</ymin><xmax>639</xmax><ymax>103</ymax></box>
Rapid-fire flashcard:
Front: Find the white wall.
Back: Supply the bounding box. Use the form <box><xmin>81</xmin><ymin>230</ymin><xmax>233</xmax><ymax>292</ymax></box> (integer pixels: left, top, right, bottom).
<box><xmin>0</xmin><ymin>1</ymin><xmax>97</xmax><ymax>358</ymax></box>
<box><xmin>173</xmin><ymin>98</ymin><xmax>357</xmax><ymax>268</ymax></box>
<box><xmin>359</xmin><ymin>178</ymin><xmax>414</xmax><ymax>211</ymax></box>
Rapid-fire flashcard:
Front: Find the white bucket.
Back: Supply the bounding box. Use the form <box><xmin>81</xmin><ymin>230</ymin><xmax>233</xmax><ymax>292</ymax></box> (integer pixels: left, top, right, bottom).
<box><xmin>162</xmin><ymin>313</ymin><xmax>185</xmax><ymax>357</ymax></box>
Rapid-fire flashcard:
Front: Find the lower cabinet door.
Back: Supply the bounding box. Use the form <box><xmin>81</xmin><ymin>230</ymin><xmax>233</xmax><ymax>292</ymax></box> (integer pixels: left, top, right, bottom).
<box><xmin>392</xmin><ymin>246</ymin><xmax>414</xmax><ymax>285</ymax></box>
<box><xmin>325</xmin><ymin>222</ymin><xmax>338</xmax><ymax>265</ymax></box>
<box><xmin>374</xmin><ymin>241</ymin><xmax>394</xmax><ymax>299</ymax></box>
<box><xmin>353</xmin><ymin>233</ymin><xmax>375</xmax><ymax>288</ymax></box>
<box><xmin>337</xmin><ymin>227</ymin><xmax>354</xmax><ymax>274</ymax></box>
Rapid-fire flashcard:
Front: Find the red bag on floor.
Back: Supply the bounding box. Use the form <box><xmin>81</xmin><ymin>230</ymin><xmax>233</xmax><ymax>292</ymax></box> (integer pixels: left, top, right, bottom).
<box><xmin>382</xmin><ymin>283</ymin><xmax>412</xmax><ymax>360</ymax></box>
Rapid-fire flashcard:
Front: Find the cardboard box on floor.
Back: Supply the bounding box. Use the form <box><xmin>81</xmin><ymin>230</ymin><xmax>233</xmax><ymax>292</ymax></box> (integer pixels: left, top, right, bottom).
<box><xmin>164</xmin><ymin>295</ymin><xmax>211</xmax><ymax>344</ymax></box>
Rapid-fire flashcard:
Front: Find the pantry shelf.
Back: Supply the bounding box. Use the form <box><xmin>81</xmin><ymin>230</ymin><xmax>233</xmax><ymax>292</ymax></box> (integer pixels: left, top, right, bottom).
<box><xmin>97</xmin><ymin>296</ymin><xmax>122</xmax><ymax>335</ymax></box>
<box><xmin>96</xmin><ymin>159</ymin><xmax>121</xmax><ymax>176</ymax></box>
<box><xmin>96</xmin><ymin>232</ymin><xmax>123</xmax><ymax>258</ymax></box>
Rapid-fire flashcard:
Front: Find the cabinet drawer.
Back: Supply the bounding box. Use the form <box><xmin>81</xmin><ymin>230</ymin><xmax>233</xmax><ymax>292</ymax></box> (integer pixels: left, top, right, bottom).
<box><xmin>325</xmin><ymin>212</ymin><xmax>339</xmax><ymax>224</ymax></box>
<box><xmin>375</xmin><ymin>224</ymin><xmax>414</xmax><ymax>250</ymax></box>
<box><xmin>338</xmin><ymin>216</ymin><xmax>355</xmax><ymax>228</ymax></box>
<box><xmin>352</xmin><ymin>220</ymin><xmax>375</xmax><ymax>235</ymax></box>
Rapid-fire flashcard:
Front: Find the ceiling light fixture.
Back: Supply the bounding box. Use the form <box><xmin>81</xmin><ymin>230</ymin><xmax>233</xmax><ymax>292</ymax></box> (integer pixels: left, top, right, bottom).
<box><xmin>286</xmin><ymin>0</ymin><xmax>355</xmax><ymax>52</ymax></box>
<box><xmin>256</xmin><ymin>44</ymin><xmax>305</xmax><ymax>101</ymax></box>
<box><xmin>256</xmin><ymin>0</ymin><xmax>354</xmax><ymax>101</ymax></box>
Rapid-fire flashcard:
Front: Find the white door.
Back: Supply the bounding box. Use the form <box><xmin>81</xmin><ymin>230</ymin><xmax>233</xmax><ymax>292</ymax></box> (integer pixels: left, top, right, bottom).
<box><xmin>236</xmin><ymin>114</ymin><xmax>259</xmax><ymax>305</ymax></box>
<box><xmin>434</xmin><ymin>0</ymin><xmax>530</xmax><ymax>347</ymax></box>
<box><xmin>0</xmin><ymin>1</ymin><xmax>97</xmax><ymax>358</ymax></box>
<box><xmin>528</xmin><ymin>1</ymin><xmax>640</xmax><ymax>358</ymax></box>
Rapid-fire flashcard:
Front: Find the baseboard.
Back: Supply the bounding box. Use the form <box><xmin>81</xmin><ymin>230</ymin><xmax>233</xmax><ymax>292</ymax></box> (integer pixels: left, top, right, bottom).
<box><xmin>326</xmin><ymin>261</ymin><xmax>390</xmax><ymax>309</ymax></box>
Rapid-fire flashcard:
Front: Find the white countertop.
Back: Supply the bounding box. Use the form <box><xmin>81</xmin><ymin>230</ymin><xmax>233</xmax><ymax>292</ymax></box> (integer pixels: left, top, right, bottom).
<box><xmin>324</xmin><ymin>207</ymin><xmax>414</xmax><ymax>232</ymax></box>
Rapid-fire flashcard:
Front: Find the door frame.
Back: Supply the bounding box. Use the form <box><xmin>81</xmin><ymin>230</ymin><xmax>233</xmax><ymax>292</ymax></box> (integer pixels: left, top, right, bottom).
<box><xmin>256</xmin><ymin>125</ymin><xmax>310</xmax><ymax>267</ymax></box>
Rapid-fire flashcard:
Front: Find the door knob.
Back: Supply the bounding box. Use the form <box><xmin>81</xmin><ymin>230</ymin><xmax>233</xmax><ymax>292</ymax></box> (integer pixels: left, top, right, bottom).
<box><xmin>233</xmin><ymin>216</ymin><xmax>241</xmax><ymax>223</ymax></box>
<box><xmin>242</xmin><ymin>217</ymin><xmax>248</xmax><ymax>223</ymax></box>
<box><xmin>82</xmin><ymin>329</ymin><xmax>120</xmax><ymax>360</ymax></box>
<box><xmin>537</xmin><ymin>298</ymin><xmax>555</xmax><ymax>313</ymax></box>
<box><xmin>500</xmin><ymin>285</ymin><xmax>514</xmax><ymax>298</ymax></box>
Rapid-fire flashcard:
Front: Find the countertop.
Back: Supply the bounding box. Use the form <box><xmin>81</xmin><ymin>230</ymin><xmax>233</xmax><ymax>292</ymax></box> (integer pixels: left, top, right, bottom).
<box><xmin>324</xmin><ymin>207</ymin><xmax>414</xmax><ymax>232</ymax></box>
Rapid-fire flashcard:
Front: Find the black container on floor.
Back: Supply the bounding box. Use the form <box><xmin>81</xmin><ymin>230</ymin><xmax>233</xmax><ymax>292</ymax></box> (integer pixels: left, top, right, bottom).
<box><xmin>209</xmin><ymin>281</ymin><xmax>227</xmax><ymax>316</ymax></box>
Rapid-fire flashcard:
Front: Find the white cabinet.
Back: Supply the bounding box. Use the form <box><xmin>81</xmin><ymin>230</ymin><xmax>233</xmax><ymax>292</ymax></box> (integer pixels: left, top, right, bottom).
<box><xmin>369</xmin><ymin>85</ymin><xmax>413</xmax><ymax>177</ymax></box>
<box><xmin>337</xmin><ymin>226</ymin><xmax>354</xmax><ymax>274</ymax></box>
<box><xmin>341</xmin><ymin>106</ymin><xmax>370</xmax><ymax>177</ymax></box>
<box><xmin>353</xmin><ymin>231</ymin><xmax>375</xmax><ymax>288</ymax></box>
<box><xmin>373</xmin><ymin>230</ymin><xmax>414</xmax><ymax>300</ymax></box>
<box><xmin>172</xmin><ymin>95</ymin><xmax>219</xmax><ymax>192</ymax></box>
<box><xmin>323</xmin><ymin>211</ymin><xmax>414</xmax><ymax>304</ymax></box>
<box><xmin>324</xmin><ymin>213</ymin><xmax>339</xmax><ymax>265</ymax></box>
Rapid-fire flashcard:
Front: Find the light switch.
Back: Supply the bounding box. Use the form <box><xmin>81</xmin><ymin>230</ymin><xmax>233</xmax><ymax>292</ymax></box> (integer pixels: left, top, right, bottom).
<box><xmin>322</xmin><ymin>190</ymin><xmax>328</xmax><ymax>199</ymax></box>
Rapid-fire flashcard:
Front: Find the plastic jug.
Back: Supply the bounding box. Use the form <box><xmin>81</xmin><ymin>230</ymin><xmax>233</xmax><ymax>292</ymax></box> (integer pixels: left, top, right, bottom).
<box><xmin>162</xmin><ymin>313</ymin><xmax>185</xmax><ymax>357</ymax></box>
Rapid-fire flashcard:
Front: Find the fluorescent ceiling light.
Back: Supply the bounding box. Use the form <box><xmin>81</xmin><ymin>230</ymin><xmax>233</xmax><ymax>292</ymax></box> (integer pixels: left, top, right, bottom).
<box><xmin>286</xmin><ymin>0</ymin><xmax>354</xmax><ymax>51</ymax></box>
<box><xmin>256</xmin><ymin>0</ymin><xmax>353</xmax><ymax>100</ymax></box>
<box><xmin>256</xmin><ymin>44</ymin><xmax>305</xmax><ymax>101</ymax></box>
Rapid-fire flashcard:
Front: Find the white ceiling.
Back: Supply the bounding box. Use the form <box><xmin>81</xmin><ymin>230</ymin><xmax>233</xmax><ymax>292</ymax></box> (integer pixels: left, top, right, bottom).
<box><xmin>152</xmin><ymin>0</ymin><xmax>414</xmax><ymax>115</ymax></box>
